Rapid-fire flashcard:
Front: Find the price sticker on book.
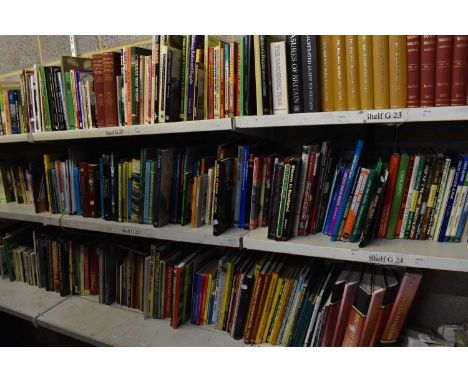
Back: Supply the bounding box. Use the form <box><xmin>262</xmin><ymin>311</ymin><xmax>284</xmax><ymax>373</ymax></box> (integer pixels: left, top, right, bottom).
<box><xmin>365</xmin><ymin>109</ymin><xmax>407</xmax><ymax>123</ymax></box>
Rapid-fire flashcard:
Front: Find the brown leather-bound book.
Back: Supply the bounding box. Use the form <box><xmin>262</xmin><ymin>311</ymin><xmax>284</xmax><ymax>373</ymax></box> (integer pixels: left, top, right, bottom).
<box><xmin>331</xmin><ymin>35</ymin><xmax>348</xmax><ymax>111</ymax></box>
<box><xmin>389</xmin><ymin>36</ymin><xmax>407</xmax><ymax>108</ymax></box>
<box><xmin>372</xmin><ymin>35</ymin><xmax>389</xmax><ymax>109</ymax></box>
<box><xmin>92</xmin><ymin>54</ymin><xmax>105</xmax><ymax>127</ymax></box>
<box><xmin>435</xmin><ymin>36</ymin><xmax>454</xmax><ymax>106</ymax></box>
<box><xmin>419</xmin><ymin>35</ymin><xmax>437</xmax><ymax>107</ymax></box>
<box><xmin>357</xmin><ymin>35</ymin><xmax>374</xmax><ymax>109</ymax></box>
<box><xmin>102</xmin><ymin>52</ymin><xmax>121</xmax><ymax>127</ymax></box>
<box><xmin>406</xmin><ymin>36</ymin><xmax>420</xmax><ymax>107</ymax></box>
<box><xmin>450</xmin><ymin>36</ymin><xmax>468</xmax><ymax>105</ymax></box>
<box><xmin>319</xmin><ymin>36</ymin><xmax>335</xmax><ymax>111</ymax></box>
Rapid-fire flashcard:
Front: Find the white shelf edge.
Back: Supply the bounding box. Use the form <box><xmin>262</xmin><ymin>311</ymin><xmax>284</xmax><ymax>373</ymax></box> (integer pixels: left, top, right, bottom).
<box><xmin>235</xmin><ymin>106</ymin><xmax>468</xmax><ymax>129</ymax></box>
<box><xmin>30</xmin><ymin>118</ymin><xmax>232</xmax><ymax>142</ymax></box>
<box><xmin>0</xmin><ymin>133</ymin><xmax>29</xmax><ymax>144</ymax></box>
<box><xmin>0</xmin><ymin>203</ymin><xmax>245</xmax><ymax>248</ymax></box>
<box><xmin>242</xmin><ymin>228</ymin><xmax>468</xmax><ymax>273</ymax></box>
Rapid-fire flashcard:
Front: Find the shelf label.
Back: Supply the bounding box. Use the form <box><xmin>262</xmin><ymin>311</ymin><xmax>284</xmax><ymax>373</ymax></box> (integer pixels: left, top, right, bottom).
<box><xmin>368</xmin><ymin>253</ymin><xmax>404</xmax><ymax>265</ymax></box>
<box><xmin>105</xmin><ymin>128</ymin><xmax>125</xmax><ymax>137</ymax></box>
<box><xmin>413</xmin><ymin>257</ymin><xmax>425</xmax><ymax>266</ymax></box>
<box><xmin>365</xmin><ymin>109</ymin><xmax>407</xmax><ymax>123</ymax></box>
<box><xmin>111</xmin><ymin>226</ymin><xmax>144</xmax><ymax>236</ymax></box>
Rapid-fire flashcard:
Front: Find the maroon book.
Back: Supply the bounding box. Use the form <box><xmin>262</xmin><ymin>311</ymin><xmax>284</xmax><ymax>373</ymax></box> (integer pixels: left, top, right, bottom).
<box><xmin>406</xmin><ymin>35</ymin><xmax>420</xmax><ymax>107</ymax></box>
<box><xmin>419</xmin><ymin>35</ymin><xmax>437</xmax><ymax>107</ymax></box>
<box><xmin>102</xmin><ymin>52</ymin><xmax>121</xmax><ymax>127</ymax></box>
<box><xmin>435</xmin><ymin>36</ymin><xmax>454</xmax><ymax>106</ymax></box>
<box><xmin>78</xmin><ymin>162</ymin><xmax>89</xmax><ymax>217</ymax></box>
<box><xmin>450</xmin><ymin>36</ymin><xmax>468</xmax><ymax>105</ymax></box>
<box><xmin>91</xmin><ymin>54</ymin><xmax>105</xmax><ymax>127</ymax></box>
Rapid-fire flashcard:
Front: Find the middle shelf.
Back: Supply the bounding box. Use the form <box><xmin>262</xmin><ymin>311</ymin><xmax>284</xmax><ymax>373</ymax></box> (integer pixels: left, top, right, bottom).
<box><xmin>1</xmin><ymin>202</ymin><xmax>467</xmax><ymax>273</ymax></box>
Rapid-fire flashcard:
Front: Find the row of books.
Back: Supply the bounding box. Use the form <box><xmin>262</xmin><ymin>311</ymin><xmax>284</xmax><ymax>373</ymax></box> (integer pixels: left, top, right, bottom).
<box><xmin>1</xmin><ymin>140</ymin><xmax>467</xmax><ymax>245</ymax></box>
<box><xmin>1</xmin><ymin>35</ymin><xmax>467</xmax><ymax>136</ymax></box>
<box><xmin>0</xmin><ymin>224</ymin><xmax>422</xmax><ymax>346</ymax></box>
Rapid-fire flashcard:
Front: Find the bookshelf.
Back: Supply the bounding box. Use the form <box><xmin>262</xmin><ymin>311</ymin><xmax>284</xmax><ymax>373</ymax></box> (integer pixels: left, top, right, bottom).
<box><xmin>0</xmin><ymin>278</ymin><xmax>246</xmax><ymax>346</ymax></box>
<box><xmin>1</xmin><ymin>201</ymin><xmax>467</xmax><ymax>273</ymax></box>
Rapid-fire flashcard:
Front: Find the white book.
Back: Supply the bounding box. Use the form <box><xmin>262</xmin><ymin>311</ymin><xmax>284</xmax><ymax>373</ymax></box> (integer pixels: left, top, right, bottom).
<box><xmin>399</xmin><ymin>155</ymin><xmax>420</xmax><ymax>238</ymax></box>
<box><xmin>445</xmin><ymin>164</ymin><xmax>467</xmax><ymax>239</ymax></box>
<box><xmin>269</xmin><ymin>41</ymin><xmax>289</xmax><ymax>115</ymax></box>
<box><xmin>449</xmin><ymin>169</ymin><xmax>468</xmax><ymax>239</ymax></box>
<box><xmin>429</xmin><ymin>158</ymin><xmax>451</xmax><ymax>239</ymax></box>
<box><xmin>433</xmin><ymin>168</ymin><xmax>456</xmax><ymax>241</ymax></box>
<box><xmin>213</xmin><ymin>46</ymin><xmax>220</xmax><ymax>119</ymax></box>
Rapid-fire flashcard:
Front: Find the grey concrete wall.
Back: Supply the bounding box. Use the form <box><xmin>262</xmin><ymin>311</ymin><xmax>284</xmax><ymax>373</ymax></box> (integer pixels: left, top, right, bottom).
<box><xmin>0</xmin><ymin>35</ymin><xmax>152</xmax><ymax>79</ymax></box>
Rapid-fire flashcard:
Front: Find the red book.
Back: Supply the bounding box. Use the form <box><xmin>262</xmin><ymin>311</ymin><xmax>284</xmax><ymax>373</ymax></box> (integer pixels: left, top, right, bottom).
<box><xmin>164</xmin><ymin>263</ymin><xmax>174</xmax><ymax>318</ymax></box>
<box><xmin>406</xmin><ymin>36</ymin><xmax>420</xmax><ymax>107</ymax></box>
<box><xmin>377</xmin><ymin>153</ymin><xmax>400</xmax><ymax>238</ymax></box>
<box><xmin>331</xmin><ymin>264</ymin><xmax>362</xmax><ymax>346</ymax></box>
<box><xmin>450</xmin><ymin>36</ymin><xmax>468</xmax><ymax>105</ymax></box>
<box><xmin>419</xmin><ymin>35</ymin><xmax>437</xmax><ymax>107</ymax></box>
<box><xmin>380</xmin><ymin>270</ymin><xmax>422</xmax><ymax>344</ymax></box>
<box><xmin>220</xmin><ymin>44</ymin><xmax>225</xmax><ymax>119</ymax></box>
<box><xmin>92</xmin><ymin>54</ymin><xmax>105</xmax><ymax>127</ymax></box>
<box><xmin>435</xmin><ymin>36</ymin><xmax>454</xmax><ymax>106</ymax></box>
<box><xmin>102</xmin><ymin>52</ymin><xmax>121</xmax><ymax>127</ymax></box>
<box><xmin>235</xmin><ymin>43</ymin><xmax>241</xmax><ymax>116</ymax></box>
<box><xmin>298</xmin><ymin>150</ymin><xmax>319</xmax><ymax>236</ymax></box>
<box><xmin>395</xmin><ymin>155</ymin><xmax>416</xmax><ymax>236</ymax></box>
<box><xmin>208</xmin><ymin>47</ymin><xmax>215</xmax><ymax>119</ymax></box>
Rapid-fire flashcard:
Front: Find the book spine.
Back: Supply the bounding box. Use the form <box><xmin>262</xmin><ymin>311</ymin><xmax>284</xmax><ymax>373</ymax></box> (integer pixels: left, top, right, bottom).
<box><xmin>331</xmin><ymin>35</ymin><xmax>347</xmax><ymax>111</ymax></box>
<box><xmin>270</xmin><ymin>41</ymin><xmax>289</xmax><ymax>114</ymax></box>
<box><xmin>92</xmin><ymin>55</ymin><xmax>105</xmax><ymax>126</ymax></box>
<box><xmin>286</xmin><ymin>35</ymin><xmax>303</xmax><ymax>113</ymax></box>
<box><xmin>420</xmin><ymin>35</ymin><xmax>437</xmax><ymax>107</ymax></box>
<box><xmin>254</xmin><ymin>36</ymin><xmax>263</xmax><ymax>116</ymax></box>
<box><xmin>395</xmin><ymin>156</ymin><xmax>415</xmax><ymax>236</ymax></box>
<box><xmin>103</xmin><ymin>53</ymin><xmax>119</xmax><ymax>127</ymax></box>
<box><xmin>404</xmin><ymin>156</ymin><xmax>426</xmax><ymax>238</ymax></box>
<box><xmin>399</xmin><ymin>156</ymin><xmax>420</xmax><ymax>238</ymax></box>
<box><xmin>357</xmin><ymin>35</ymin><xmax>374</xmax><ymax>109</ymax></box>
<box><xmin>328</xmin><ymin>167</ymin><xmax>349</xmax><ymax>236</ymax></box>
<box><xmin>187</xmin><ymin>36</ymin><xmax>198</xmax><ymax>121</ymax></box>
<box><xmin>409</xmin><ymin>159</ymin><xmax>431</xmax><ymax>239</ymax></box>
<box><xmin>450</xmin><ymin>36</ymin><xmax>468</xmax><ymax>105</ymax></box>
<box><xmin>259</xmin><ymin>36</ymin><xmax>273</xmax><ymax>114</ymax></box>
<box><xmin>435</xmin><ymin>36</ymin><xmax>454</xmax><ymax>106</ymax></box>
<box><xmin>377</xmin><ymin>153</ymin><xmax>401</xmax><ymax>238</ymax></box>
<box><xmin>208</xmin><ymin>47</ymin><xmax>215</xmax><ymax>119</ymax></box>
<box><xmin>406</xmin><ymin>35</ymin><xmax>420</xmax><ymax>107</ymax></box>
<box><xmin>372</xmin><ymin>35</ymin><xmax>390</xmax><ymax>109</ymax></box>
<box><xmin>300</xmin><ymin>35</ymin><xmax>319</xmax><ymax>113</ymax></box>
<box><xmin>276</xmin><ymin>164</ymin><xmax>291</xmax><ymax>240</ymax></box>
<box><xmin>345</xmin><ymin>35</ymin><xmax>360</xmax><ymax>110</ymax></box>
<box><xmin>298</xmin><ymin>151</ymin><xmax>316</xmax><ymax>236</ymax></box>
<box><xmin>342</xmin><ymin>168</ymin><xmax>369</xmax><ymax>241</ymax></box>
<box><xmin>445</xmin><ymin>157</ymin><xmax>468</xmax><ymax>241</ymax></box>
<box><xmin>429</xmin><ymin>158</ymin><xmax>451</xmax><ymax>239</ymax></box>
<box><xmin>319</xmin><ymin>36</ymin><xmax>334</xmax><ymax>111</ymax></box>
<box><xmin>229</xmin><ymin>42</ymin><xmax>236</xmax><ymax>117</ymax></box>
<box><xmin>213</xmin><ymin>47</ymin><xmax>220</xmax><ymax>119</ymax></box>
<box><xmin>389</xmin><ymin>35</ymin><xmax>407</xmax><ymax>108</ymax></box>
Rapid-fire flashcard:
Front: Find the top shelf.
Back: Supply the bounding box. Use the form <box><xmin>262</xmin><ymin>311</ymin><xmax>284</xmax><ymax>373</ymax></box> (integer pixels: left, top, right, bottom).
<box><xmin>1</xmin><ymin>106</ymin><xmax>467</xmax><ymax>144</ymax></box>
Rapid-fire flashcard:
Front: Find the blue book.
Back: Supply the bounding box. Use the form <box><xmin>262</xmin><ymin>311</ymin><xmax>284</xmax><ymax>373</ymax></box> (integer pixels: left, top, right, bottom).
<box><xmin>143</xmin><ymin>160</ymin><xmax>152</xmax><ymax>224</ymax></box>
<box><xmin>447</xmin><ymin>155</ymin><xmax>468</xmax><ymax>241</ymax></box>
<box><xmin>455</xmin><ymin>186</ymin><xmax>468</xmax><ymax>242</ymax></box>
<box><xmin>239</xmin><ymin>144</ymin><xmax>250</xmax><ymax>228</ymax></box>
<box><xmin>331</xmin><ymin>140</ymin><xmax>364</xmax><ymax>241</ymax></box>
<box><xmin>438</xmin><ymin>157</ymin><xmax>463</xmax><ymax>241</ymax></box>
<box><xmin>74</xmin><ymin>71</ymin><xmax>83</xmax><ymax>129</ymax></box>
<box><xmin>207</xmin><ymin>291</ymin><xmax>215</xmax><ymax>325</ymax></box>
<box><xmin>323</xmin><ymin>165</ymin><xmax>344</xmax><ymax>235</ymax></box>
<box><xmin>99</xmin><ymin>158</ymin><xmax>104</xmax><ymax>218</ymax></box>
<box><xmin>8</xmin><ymin>90</ymin><xmax>19</xmax><ymax>134</ymax></box>
<box><xmin>73</xmin><ymin>166</ymin><xmax>82</xmax><ymax>216</ymax></box>
<box><xmin>191</xmin><ymin>273</ymin><xmax>199</xmax><ymax>323</ymax></box>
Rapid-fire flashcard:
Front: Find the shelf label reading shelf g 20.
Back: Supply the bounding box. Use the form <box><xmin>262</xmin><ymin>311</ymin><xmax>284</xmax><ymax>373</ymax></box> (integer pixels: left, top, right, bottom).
<box><xmin>365</xmin><ymin>109</ymin><xmax>407</xmax><ymax>123</ymax></box>
<box><xmin>111</xmin><ymin>226</ymin><xmax>144</xmax><ymax>236</ymax></box>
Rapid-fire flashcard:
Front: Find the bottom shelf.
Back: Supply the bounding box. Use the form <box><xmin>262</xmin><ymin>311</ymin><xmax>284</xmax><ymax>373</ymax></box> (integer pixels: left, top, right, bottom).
<box><xmin>0</xmin><ymin>279</ymin><xmax>247</xmax><ymax>347</ymax></box>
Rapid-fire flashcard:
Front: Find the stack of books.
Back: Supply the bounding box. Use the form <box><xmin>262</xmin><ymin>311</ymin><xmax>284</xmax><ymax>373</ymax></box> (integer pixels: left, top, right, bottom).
<box><xmin>0</xmin><ymin>224</ymin><xmax>423</xmax><ymax>347</ymax></box>
<box><xmin>1</xmin><ymin>35</ymin><xmax>467</xmax><ymax>136</ymax></box>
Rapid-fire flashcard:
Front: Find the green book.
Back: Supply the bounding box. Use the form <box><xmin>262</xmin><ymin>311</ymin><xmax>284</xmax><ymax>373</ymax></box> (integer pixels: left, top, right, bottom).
<box><xmin>276</xmin><ymin>163</ymin><xmax>291</xmax><ymax>239</ymax></box>
<box><xmin>385</xmin><ymin>153</ymin><xmax>410</xmax><ymax>239</ymax></box>
<box><xmin>64</xmin><ymin>72</ymin><xmax>75</xmax><ymax>129</ymax></box>
<box><xmin>240</xmin><ymin>37</ymin><xmax>245</xmax><ymax>116</ymax></box>
<box><xmin>38</xmin><ymin>67</ymin><xmax>52</xmax><ymax>131</ymax></box>
<box><xmin>404</xmin><ymin>154</ymin><xmax>426</xmax><ymax>239</ymax></box>
<box><xmin>148</xmin><ymin>160</ymin><xmax>156</xmax><ymax>225</ymax></box>
<box><xmin>118</xmin><ymin>161</ymin><xmax>123</xmax><ymax>222</ymax></box>
<box><xmin>349</xmin><ymin>160</ymin><xmax>382</xmax><ymax>243</ymax></box>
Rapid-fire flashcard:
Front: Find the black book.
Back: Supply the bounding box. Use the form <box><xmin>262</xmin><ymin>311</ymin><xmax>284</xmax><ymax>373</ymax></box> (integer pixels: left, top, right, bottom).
<box><xmin>259</xmin><ymin>36</ymin><xmax>273</xmax><ymax>114</ymax></box>
<box><xmin>170</xmin><ymin>151</ymin><xmax>183</xmax><ymax>224</ymax></box>
<box><xmin>213</xmin><ymin>157</ymin><xmax>234</xmax><ymax>236</ymax></box>
<box><xmin>244</xmin><ymin>153</ymin><xmax>254</xmax><ymax>230</ymax></box>
<box><xmin>244</xmin><ymin>36</ymin><xmax>257</xmax><ymax>116</ymax></box>
<box><xmin>232</xmin><ymin>261</ymin><xmax>256</xmax><ymax>340</ymax></box>
<box><xmin>58</xmin><ymin>237</ymin><xmax>70</xmax><ymax>296</ymax></box>
<box><xmin>165</xmin><ymin>50</ymin><xmax>173</xmax><ymax>121</ymax></box>
<box><xmin>285</xmin><ymin>156</ymin><xmax>303</xmax><ymax>239</ymax></box>
<box><xmin>267</xmin><ymin>161</ymin><xmax>284</xmax><ymax>240</ymax></box>
<box><xmin>286</xmin><ymin>35</ymin><xmax>303</xmax><ymax>113</ymax></box>
<box><xmin>104</xmin><ymin>245</ymin><xmax>117</xmax><ymax>305</ymax></box>
<box><xmin>153</xmin><ymin>148</ymin><xmax>174</xmax><ymax>227</ymax></box>
<box><xmin>415</xmin><ymin>155</ymin><xmax>437</xmax><ymax>238</ymax></box>
<box><xmin>315</xmin><ymin>143</ymin><xmax>336</xmax><ymax>233</ymax></box>
<box><xmin>300</xmin><ymin>35</ymin><xmax>319</xmax><ymax>113</ymax></box>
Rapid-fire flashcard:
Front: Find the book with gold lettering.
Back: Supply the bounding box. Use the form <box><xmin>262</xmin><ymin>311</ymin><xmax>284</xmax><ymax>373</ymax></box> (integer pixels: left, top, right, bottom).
<box><xmin>372</xmin><ymin>35</ymin><xmax>390</xmax><ymax>109</ymax></box>
<box><xmin>345</xmin><ymin>36</ymin><xmax>360</xmax><ymax>110</ymax></box>
<box><xmin>358</xmin><ymin>35</ymin><xmax>374</xmax><ymax>109</ymax></box>
<box><xmin>389</xmin><ymin>36</ymin><xmax>407</xmax><ymax>108</ymax></box>
<box><xmin>319</xmin><ymin>36</ymin><xmax>334</xmax><ymax>111</ymax></box>
<box><xmin>331</xmin><ymin>35</ymin><xmax>347</xmax><ymax>111</ymax></box>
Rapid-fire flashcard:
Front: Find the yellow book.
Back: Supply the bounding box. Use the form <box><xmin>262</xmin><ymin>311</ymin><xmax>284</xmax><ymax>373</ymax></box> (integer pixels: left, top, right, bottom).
<box><xmin>331</xmin><ymin>35</ymin><xmax>348</xmax><ymax>111</ymax></box>
<box><xmin>319</xmin><ymin>36</ymin><xmax>335</xmax><ymax>111</ymax></box>
<box><xmin>43</xmin><ymin>154</ymin><xmax>60</xmax><ymax>213</ymax></box>
<box><xmin>203</xmin><ymin>273</ymin><xmax>213</xmax><ymax>325</ymax></box>
<box><xmin>255</xmin><ymin>269</ymin><xmax>280</xmax><ymax>344</ymax></box>
<box><xmin>253</xmin><ymin>35</ymin><xmax>263</xmax><ymax>116</ymax></box>
<box><xmin>372</xmin><ymin>35</ymin><xmax>390</xmax><ymax>109</ymax></box>
<box><xmin>389</xmin><ymin>35</ymin><xmax>407</xmax><ymax>108</ymax></box>
<box><xmin>218</xmin><ymin>260</ymin><xmax>233</xmax><ymax>330</ymax></box>
<box><xmin>345</xmin><ymin>35</ymin><xmax>360</xmax><ymax>110</ymax></box>
<box><xmin>358</xmin><ymin>35</ymin><xmax>374</xmax><ymax>109</ymax></box>
<box><xmin>269</xmin><ymin>278</ymin><xmax>293</xmax><ymax>344</ymax></box>
<box><xmin>262</xmin><ymin>277</ymin><xmax>284</xmax><ymax>343</ymax></box>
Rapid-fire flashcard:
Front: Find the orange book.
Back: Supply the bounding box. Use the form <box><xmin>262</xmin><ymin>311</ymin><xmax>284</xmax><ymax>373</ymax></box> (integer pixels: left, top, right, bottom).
<box><xmin>372</xmin><ymin>36</ymin><xmax>390</xmax><ymax>109</ymax></box>
<box><xmin>358</xmin><ymin>35</ymin><xmax>374</xmax><ymax>109</ymax></box>
<box><xmin>331</xmin><ymin>35</ymin><xmax>348</xmax><ymax>111</ymax></box>
<box><xmin>345</xmin><ymin>35</ymin><xmax>360</xmax><ymax>110</ymax></box>
<box><xmin>389</xmin><ymin>36</ymin><xmax>407</xmax><ymax>108</ymax></box>
<box><xmin>319</xmin><ymin>36</ymin><xmax>335</xmax><ymax>111</ymax></box>
<box><xmin>341</xmin><ymin>168</ymin><xmax>370</xmax><ymax>241</ymax></box>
